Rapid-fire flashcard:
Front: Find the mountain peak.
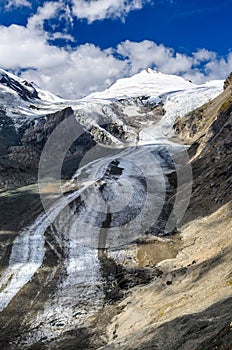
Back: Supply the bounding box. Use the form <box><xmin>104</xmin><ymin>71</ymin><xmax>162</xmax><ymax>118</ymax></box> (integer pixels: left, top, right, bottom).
<box><xmin>0</xmin><ymin>68</ymin><xmax>40</xmax><ymax>101</ymax></box>
<box><xmin>0</xmin><ymin>68</ymin><xmax>63</xmax><ymax>103</ymax></box>
<box><xmin>85</xmin><ymin>68</ymin><xmax>218</xmax><ymax>101</ymax></box>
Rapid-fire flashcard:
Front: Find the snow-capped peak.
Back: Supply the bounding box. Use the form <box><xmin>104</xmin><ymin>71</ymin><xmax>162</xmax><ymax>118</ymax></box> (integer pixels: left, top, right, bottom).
<box><xmin>0</xmin><ymin>68</ymin><xmax>68</xmax><ymax>128</ymax></box>
<box><xmin>0</xmin><ymin>68</ymin><xmax>40</xmax><ymax>101</ymax></box>
<box><xmin>0</xmin><ymin>67</ymin><xmax>224</xmax><ymax>144</ymax></box>
<box><xmin>85</xmin><ymin>68</ymin><xmax>196</xmax><ymax>100</ymax></box>
<box><xmin>0</xmin><ymin>68</ymin><xmax>63</xmax><ymax>103</ymax></box>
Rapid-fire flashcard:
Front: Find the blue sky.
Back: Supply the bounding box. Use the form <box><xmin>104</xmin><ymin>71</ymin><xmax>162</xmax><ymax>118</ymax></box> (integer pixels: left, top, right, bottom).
<box><xmin>0</xmin><ymin>0</ymin><xmax>232</xmax><ymax>98</ymax></box>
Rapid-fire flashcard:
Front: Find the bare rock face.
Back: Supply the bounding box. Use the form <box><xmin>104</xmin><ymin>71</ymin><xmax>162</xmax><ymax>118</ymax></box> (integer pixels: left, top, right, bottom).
<box><xmin>173</xmin><ymin>73</ymin><xmax>232</xmax><ymax>222</ymax></box>
<box><xmin>0</xmin><ymin>72</ymin><xmax>40</xmax><ymax>101</ymax></box>
<box><xmin>224</xmin><ymin>71</ymin><xmax>232</xmax><ymax>90</ymax></box>
<box><xmin>0</xmin><ymin>107</ymin><xmax>97</xmax><ymax>190</ymax></box>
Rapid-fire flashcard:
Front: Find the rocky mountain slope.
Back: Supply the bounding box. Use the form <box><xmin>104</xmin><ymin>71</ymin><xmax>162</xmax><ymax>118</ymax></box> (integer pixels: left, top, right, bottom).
<box><xmin>0</xmin><ymin>69</ymin><xmax>231</xmax><ymax>349</ymax></box>
<box><xmin>174</xmin><ymin>72</ymin><xmax>232</xmax><ymax>221</ymax></box>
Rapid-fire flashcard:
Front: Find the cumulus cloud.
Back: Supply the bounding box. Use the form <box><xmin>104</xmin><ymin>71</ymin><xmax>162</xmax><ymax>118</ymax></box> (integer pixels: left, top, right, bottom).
<box><xmin>27</xmin><ymin>1</ymin><xmax>74</xmax><ymax>41</ymax></box>
<box><xmin>0</xmin><ymin>2</ymin><xmax>128</xmax><ymax>98</ymax></box>
<box><xmin>0</xmin><ymin>24</ymin><xmax>67</xmax><ymax>70</ymax></box>
<box><xmin>21</xmin><ymin>44</ymin><xmax>128</xmax><ymax>98</ymax></box>
<box><xmin>5</xmin><ymin>0</ymin><xmax>152</xmax><ymax>22</ymax></box>
<box><xmin>193</xmin><ymin>49</ymin><xmax>217</xmax><ymax>64</ymax></box>
<box><xmin>27</xmin><ymin>1</ymin><xmax>61</xmax><ymax>31</ymax></box>
<box><xmin>204</xmin><ymin>53</ymin><xmax>232</xmax><ymax>79</ymax></box>
<box><xmin>116</xmin><ymin>40</ymin><xmax>193</xmax><ymax>74</ymax></box>
<box><xmin>5</xmin><ymin>0</ymin><xmax>31</xmax><ymax>9</ymax></box>
<box><xmin>71</xmin><ymin>0</ymin><xmax>151</xmax><ymax>23</ymax></box>
<box><xmin>0</xmin><ymin>26</ymin><xmax>231</xmax><ymax>99</ymax></box>
<box><xmin>0</xmin><ymin>2</ymin><xmax>232</xmax><ymax>98</ymax></box>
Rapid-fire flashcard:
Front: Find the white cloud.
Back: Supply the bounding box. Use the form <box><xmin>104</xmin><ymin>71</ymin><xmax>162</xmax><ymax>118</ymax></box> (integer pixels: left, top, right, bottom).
<box><xmin>0</xmin><ymin>3</ymin><xmax>128</xmax><ymax>98</ymax></box>
<box><xmin>27</xmin><ymin>2</ymin><xmax>61</xmax><ymax>31</ymax></box>
<box><xmin>204</xmin><ymin>53</ymin><xmax>232</xmax><ymax>80</ymax></box>
<box><xmin>71</xmin><ymin>0</ymin><xmax>151</xmax><ymax>22</ymax></box>
<box><xmin>117</xmin><ymin>40</ymin><xmax>169</xmax><ymax>73</ymax></box>
<box><xmin>5</xmin><ymin>0</ymin><xmax>31</xmax><ymax>9</ymax></box>
<box><xmin>0</xmin><ymin>24</ymin><xmax>68</xmax><ymax>70</ymax></box>
<box><xmin>116</xmin><ymin>40</ymin><xmax>193</xmax><ymax>75</ymax></box>
<box><xmin>193</xmin><ymin>49</ymin><xmax>217</xmax><ymax>64</ymax></box>
<box><xmin>5</xmin><ymin>0</ymin><xmax>152</xmax><ymax>22</ymax></box>
<box><xmin>0</xmin><ymin>4</ymin><xmax>231</xmax><ymax>99</ymax></box>
<box><xmin>21</xmin><ymin>44</ymin><xmax>128</xmax><ymax>98</ymax></box>
<box><xmin>27</xmin><ymin>1</ymin><xmax>74</xmax><ymax>41</ymax></box>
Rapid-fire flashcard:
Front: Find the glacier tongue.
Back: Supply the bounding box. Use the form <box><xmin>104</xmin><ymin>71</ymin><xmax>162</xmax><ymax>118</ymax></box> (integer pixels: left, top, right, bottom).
<box><xmin>139</xmin><ymin>80</ymin><xmax>223</xmax><ymax>144</ymax></box>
